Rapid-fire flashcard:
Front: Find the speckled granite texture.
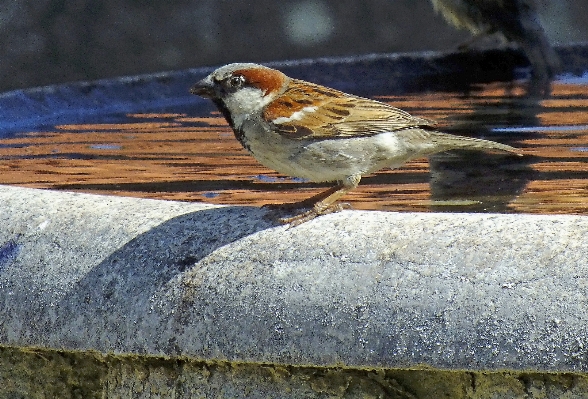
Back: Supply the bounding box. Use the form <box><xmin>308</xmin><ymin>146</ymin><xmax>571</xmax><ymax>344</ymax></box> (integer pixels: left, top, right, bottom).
<box><xmin>0</xmin><ymin>185</ymin><xmax>586</xmax><ymax>369</ymax></box>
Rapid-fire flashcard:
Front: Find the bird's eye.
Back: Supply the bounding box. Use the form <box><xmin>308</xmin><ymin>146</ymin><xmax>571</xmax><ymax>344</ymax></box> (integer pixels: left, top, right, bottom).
<box><xmin>228</xmin><ymin>75</ymin><xmax>245</xmax><ymax>87</ymax></box>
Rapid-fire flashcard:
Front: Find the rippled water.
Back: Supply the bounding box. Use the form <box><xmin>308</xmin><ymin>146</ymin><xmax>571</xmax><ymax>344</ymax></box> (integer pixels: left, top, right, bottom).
<box><xmin>1</xmin><ymin>75</ymin><xmax>588</xmax><ymax>215</ymax></box>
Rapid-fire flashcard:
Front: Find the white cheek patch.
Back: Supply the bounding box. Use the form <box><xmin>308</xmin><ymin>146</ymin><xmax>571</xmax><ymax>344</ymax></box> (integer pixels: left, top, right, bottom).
<box><xmin>224</xmin><ymin>87</ymin><xmax>271</xmax><ymax>114</ymax></box>
<box><xmin>272</xmin><ymin>106</ymin><xmax>318</xmax><ymax>124</ymax></box>
<box><xmin>223</xmin><ymin>87</ymin><xmax>275</xmax><ymax>128</ymax></box>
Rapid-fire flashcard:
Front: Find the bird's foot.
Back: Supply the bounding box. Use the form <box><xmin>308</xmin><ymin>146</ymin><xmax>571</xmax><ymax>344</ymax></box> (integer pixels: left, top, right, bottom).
<box><xmin>263</xmin><ymin>182</ymin><xmax>357</xmax><ymax>225</ymax></box>
<box><xmin>277</xmin><ymin>202</ymin><xmax>351</xmax><ymax>227</ymax></box>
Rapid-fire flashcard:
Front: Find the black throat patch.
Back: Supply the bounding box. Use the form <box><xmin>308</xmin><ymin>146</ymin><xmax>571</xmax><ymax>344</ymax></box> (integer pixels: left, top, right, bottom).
<box><xmin>212</xmin><ymin>99</ymin><xmax>250</xmax><ymax>151</ymax></box>
<box><xmin>212</xmin><ymin>99</ymin><xmax>235</xmax><ymax>129</ymax></box>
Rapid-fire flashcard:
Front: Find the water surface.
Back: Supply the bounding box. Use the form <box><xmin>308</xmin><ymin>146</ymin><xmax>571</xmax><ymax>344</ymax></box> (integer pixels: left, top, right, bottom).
<box><xmin>1</xmin><ymin>76</ymin><xmax>588</xmax><ymax>215</ymax></box>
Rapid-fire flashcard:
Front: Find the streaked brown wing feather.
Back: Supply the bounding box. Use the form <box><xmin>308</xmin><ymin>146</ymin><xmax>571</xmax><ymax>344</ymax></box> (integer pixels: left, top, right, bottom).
<box><xmin>264</xmin><ymin>79</ymin><xmax>435</xmax><ymax>139</ymax></box>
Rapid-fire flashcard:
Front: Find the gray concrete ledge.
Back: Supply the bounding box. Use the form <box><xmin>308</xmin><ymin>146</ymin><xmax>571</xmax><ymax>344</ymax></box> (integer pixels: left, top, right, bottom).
<box><xmin>1</xmin><ymin>185</ymin><xmax>587</xmax><ymax>376</ymax></box>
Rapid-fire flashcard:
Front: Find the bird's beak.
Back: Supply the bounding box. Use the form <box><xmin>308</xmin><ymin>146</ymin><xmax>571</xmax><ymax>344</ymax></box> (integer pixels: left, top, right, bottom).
<box><xmin>190</xmin><ymin>76</ymin><xmax>216</xmax><ymax>98</ymax></box>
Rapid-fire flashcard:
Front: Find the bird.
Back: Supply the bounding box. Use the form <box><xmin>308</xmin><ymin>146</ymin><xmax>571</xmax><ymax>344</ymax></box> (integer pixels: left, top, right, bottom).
<box><xmin>190</xmin><ymin>63</ymin><xmax>520</xmax><ymax>225</ymax></box>
<box><xmin>430</xmin><ymin>0</ymin><xmax>561</xmax><ymax>96</ymax></box>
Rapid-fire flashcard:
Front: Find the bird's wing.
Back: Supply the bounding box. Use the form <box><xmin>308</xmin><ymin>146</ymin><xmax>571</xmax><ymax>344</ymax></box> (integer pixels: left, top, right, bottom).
<box><xmin>263</xmin><ymin>79</ymin><xmax>435</xmax><ymax>139</ymax></box>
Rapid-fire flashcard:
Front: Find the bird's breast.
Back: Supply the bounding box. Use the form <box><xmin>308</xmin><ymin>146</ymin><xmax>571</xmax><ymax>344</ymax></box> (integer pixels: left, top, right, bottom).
<box><xmin>235</xmin><ymin>121</ymin><xmax>415</xmax><ymax>183</ymax></box>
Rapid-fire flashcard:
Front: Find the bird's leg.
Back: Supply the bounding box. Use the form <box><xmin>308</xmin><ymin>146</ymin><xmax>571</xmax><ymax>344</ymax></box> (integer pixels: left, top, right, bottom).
<box><xmin>279</xmin><ymin>175</ymin><xmax>361</xmax><ymax>226</ymax></box>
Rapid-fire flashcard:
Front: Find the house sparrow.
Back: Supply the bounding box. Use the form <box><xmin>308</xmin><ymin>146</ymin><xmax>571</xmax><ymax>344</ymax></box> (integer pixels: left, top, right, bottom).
<box><xmin>191</xmin><ymin>63</ymin><xmax>520</xmax><ymax>225</ymax></box>
<box><xmin>430</xmin><ymin>0</ymin><xmax>561</xmax><ymax>95</ymax></box>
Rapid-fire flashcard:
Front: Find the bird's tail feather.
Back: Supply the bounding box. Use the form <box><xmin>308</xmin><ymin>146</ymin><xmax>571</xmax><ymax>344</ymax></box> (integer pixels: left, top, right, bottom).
<box><xmin>424</xmin><ymin>132</ymin><xmax>522</xmax><ymax>156</ymax></box>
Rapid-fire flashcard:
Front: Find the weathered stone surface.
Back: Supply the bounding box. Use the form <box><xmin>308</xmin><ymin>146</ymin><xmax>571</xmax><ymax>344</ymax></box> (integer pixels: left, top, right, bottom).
<box><xmin>1</xmin><ymin>185</ymin><xmax>587</xmax><ymax>377</ymax></box>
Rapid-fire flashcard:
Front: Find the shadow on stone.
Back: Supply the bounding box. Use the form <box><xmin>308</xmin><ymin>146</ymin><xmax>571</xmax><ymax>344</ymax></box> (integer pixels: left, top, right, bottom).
<box><xmin>53</xmin><ymin>205</ymin><xmax>277</xmax><ymax>352</ymax></box>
